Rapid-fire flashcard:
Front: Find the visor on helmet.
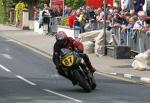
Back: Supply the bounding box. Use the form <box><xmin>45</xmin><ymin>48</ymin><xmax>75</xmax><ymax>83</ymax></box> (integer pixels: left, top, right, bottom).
<box><xmin>56</xmin><ymin>31</ymin><xmax>67</xmax><ymax>46</ymax></box>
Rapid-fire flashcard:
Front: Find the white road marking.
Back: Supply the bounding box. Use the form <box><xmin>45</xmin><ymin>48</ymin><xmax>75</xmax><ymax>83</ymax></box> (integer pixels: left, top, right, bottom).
<box><xmin>141</xmin><ymin>77</ymin><xmax>150</xmax><ymax>83</ymax></box>
<box><xmin>110</xmin><ymin>73</ymin><xmax>117</xmax><ymax>75</ymax></box>
<box><xmin>5</xmin><ymin>39</ymin><xmax>15</xmax><ymax>42</ymax></box>
<box><xmin>124</xmin><ymin>74</ymin><xmax>134</xmax><ymax>78</ymax></box>
<box><xmin>0</xmin><ymin>64</ymin><xmax>11</xmax><ymax>72</ymax></box>
<box><xmin>16</xmin><ymin>75</ymin><xmax>36</xmax><ymax>86</ymax></box>
<box><xmin>43</xmin><ymin>89</ymin><xmax>83</xmax><ymax>103</ymax></box>
<box><xmin>1</xmin><ymin>54</ymin><xmax>12</xmax><ymax>60</ymax></box>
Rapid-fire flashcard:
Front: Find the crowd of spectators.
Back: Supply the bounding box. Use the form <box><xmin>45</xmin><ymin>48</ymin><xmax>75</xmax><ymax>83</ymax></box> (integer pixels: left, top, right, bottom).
<box><xmin>63</xmin><ymin>1</ymin><xmax>150</xmax><ymax>45</ymax></box>
<box><xmin>34</xmin><ymin>3</ymin><xmax>63</xmax><ymax>20</ymax></box>
<box><xmin>35</xmin><ymin>1</ymin><xmax>150</xmax><ymax>39</ymax></box>
<box><xmin>34</xmin><ymin>3</ymin><xmax>63</xmax><ymax>34</ymax></box>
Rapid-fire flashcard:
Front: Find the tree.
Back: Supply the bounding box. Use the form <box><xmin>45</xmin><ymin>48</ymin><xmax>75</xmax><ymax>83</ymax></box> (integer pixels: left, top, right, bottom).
<box><xmin>0</xmin><ymin>0</ymin><xmax>50</xmax><ymax>23</ymax></box>
<box><xmin>0</xmin><ymin>0</ymin><xmax>15</xmax><ymax>23</ymax></box>
<box><xmin>65</xmin><ymin>0</ymin><xmax>85</xmax><ymax>9</ymax></box>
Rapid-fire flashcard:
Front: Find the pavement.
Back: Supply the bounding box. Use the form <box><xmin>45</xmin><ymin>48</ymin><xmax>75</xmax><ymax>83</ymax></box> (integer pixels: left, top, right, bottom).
<box><xmin>1</xmin><ymin>24</ymin><xmax>150</xmax><ymax>85</ymax></box>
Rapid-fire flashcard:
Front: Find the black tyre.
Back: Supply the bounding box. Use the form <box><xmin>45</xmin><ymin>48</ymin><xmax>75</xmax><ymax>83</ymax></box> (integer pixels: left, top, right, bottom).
<box><xmin>91</xmin><ymin>77</ymin><xmax>96</xmax><ymax>90</ymax></box>
<box><xmin>74</xmin><ymin>70</ymin><xmax>91</xmax><ymax>92</ymax></box>
<box><xmin>85</xmin><ymin>70</ymin><xmax>96</xmax><ymax>90</ymax></box>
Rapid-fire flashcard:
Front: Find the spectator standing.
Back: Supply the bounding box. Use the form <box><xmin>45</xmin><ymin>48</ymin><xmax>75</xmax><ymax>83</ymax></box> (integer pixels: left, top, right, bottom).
<box><xmin>122</xmin><ymin>0</ymin><xmax>130</xmax><ymax>12</ymax></box>
<box><xmin>98</xmin><ymin>8</ymin><xmax>105</xmax><ymax>22</ymax></box>
<box><xmin>64</xmin><ymin>6</ymin><xmax>70</xmax><ymax>16</ymax></box>
<box><xmin>134</xmin><ymin>0</ymin><xmax>145</xmax><ymax>15</ymax></box>
<box><xmin>42</xmin><ymin>4</ymin><xmax>51</xmax><ymax>34</ymax></box>
<box><xmin>57</xmin><ymin>7</ymin><xmax>63</xmax><ymax>16</ymax></box>
<box><xmin>127</xmin><ymin>16</ymin><xmax>138</xmax><ymax>31</ymax></box>
<box><xmin>145</xmin><ymin>17</ymin><xmax>150</xmax><ymax>35</ymax></box>
<box><xmin>34</xmin><ymin>6</ymin><xmax>38</xmax><ymax>20</ymax></box>
<box><xmin>53</xmin><ymin>8</ymin><xmax>59</xmax><ymax>17</ymax></box>
<box><xmin>86</xmin><ymin>8</ymin><xmax>96</xmax><ymax>30</ymax></box>
<box><xmin>141</xmin><ymin>17</ymin><xmax>150</xmax><ymax>33</ymax></box>
<box><xmin>120</xmin><ymin>11</ymin><xmax>129</xmax><ymax>30</ymax></box>
<box><xmin>143</xmin><ymin>0</ymin><xmax>150</xmax><ymax>16</ymax></box>
<box><xmin>68</xmin><ymin>10</ymin><xmax>77</xmax><ymax>28</ymax></box>
<box><xmin>78</xmin><ymin>9</ymin><xmax>86</xmax><ymax>33</ymax></box>
<box><xmin>133</xmin><ymin>11</ymin><xmax>147</xmax><ymax>30</ymax></box>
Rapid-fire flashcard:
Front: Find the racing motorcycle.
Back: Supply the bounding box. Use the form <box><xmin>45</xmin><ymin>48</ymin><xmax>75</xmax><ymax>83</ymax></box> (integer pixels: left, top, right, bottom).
<box><xmin>59</xmin><ymin>48</ymin><xmax>96</xmax><ymax>92</ymax></box>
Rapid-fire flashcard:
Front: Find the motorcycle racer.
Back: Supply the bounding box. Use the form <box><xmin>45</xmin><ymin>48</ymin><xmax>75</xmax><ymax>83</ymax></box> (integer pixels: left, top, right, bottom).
<box><xmin>52</xmin><ymin>31</ymin><xmax>96</xmax><ymax>78</ymax></box>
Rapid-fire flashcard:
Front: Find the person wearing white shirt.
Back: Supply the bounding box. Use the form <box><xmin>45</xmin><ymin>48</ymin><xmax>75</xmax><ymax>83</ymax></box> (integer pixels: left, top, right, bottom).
<box><xmin>121</xmin><ymin>0</ymin><xmax>130</xmax><ymax>12</ymax></box>
<box><xmin>143</xmin><ymin>0</ymin><xmax>150</xmax><ymax>16</ymax></box>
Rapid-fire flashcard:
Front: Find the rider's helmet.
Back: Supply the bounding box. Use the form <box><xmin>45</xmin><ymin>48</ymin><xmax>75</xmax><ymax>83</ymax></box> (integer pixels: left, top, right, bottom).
<box><xmin>55</xmin><ymin>31</ymin><xmax>68</xmax><ymax>46</ymax></box>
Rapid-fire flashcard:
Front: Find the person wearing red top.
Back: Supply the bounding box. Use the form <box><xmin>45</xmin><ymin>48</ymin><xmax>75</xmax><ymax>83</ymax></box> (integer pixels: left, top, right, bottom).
<box><xmin>53</xmin><ymin>31</ymin><xmax>96</xmax><ymax>80</ymax></box>
<box><xmin>68</xmin><ymin>10</ymin><xmax>77</xmax><ymax>28</ymax></box>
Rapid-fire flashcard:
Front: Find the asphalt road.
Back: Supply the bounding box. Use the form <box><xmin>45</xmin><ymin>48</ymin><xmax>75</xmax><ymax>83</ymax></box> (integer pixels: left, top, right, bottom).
<box><xmin>0</xmin><ymin>36</ymin><xmax>150</xmax><ymax>103</ymax></box>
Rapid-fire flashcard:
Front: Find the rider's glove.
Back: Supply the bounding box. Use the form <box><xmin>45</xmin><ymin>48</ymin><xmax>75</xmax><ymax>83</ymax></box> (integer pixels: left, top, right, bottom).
<box><xmin>74</xmin><ymin>48</ymin><xmax>83</xmax><ymax>53</ymax></box>
<box><xmin>77</xmin><ymin>49</ymin><xmax>83</xmax><ymax>53</ymax></box>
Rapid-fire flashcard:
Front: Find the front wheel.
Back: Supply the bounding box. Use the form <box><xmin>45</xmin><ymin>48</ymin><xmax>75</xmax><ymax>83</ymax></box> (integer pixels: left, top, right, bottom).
<box><xmin>74</xmin><ymin>70</ymin><xmax>91</xmax><ymax>92</ymax></box>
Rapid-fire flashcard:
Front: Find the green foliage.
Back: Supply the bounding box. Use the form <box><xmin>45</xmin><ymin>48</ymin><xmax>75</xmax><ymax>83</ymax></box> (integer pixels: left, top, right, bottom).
<box><xmin>0</xmin><ymin>0</ymin><xmax>51</xmax><ymax>24</ymax></box>
<box><xmin>65</xmin><ymin>0</ymin><xmax>85</xmax><ymax>9</ymax></box>
<box><xmin>60</xmin><ymin>17</ymin><xmax>68</xmax><ymax>26</ymax></box>
<box><xmin>0</xmin><ymin>0</ymin><xmax>10</xmax><ymax>24</ymax></box>
<box><xmin>0</xmin><ymin>0</ymin><xmax>18</xmax><ymax>24</ymax></box>
<box><xmin>37</xmin><ymin>0</ymin><xmax>50</xmax><ymax>9</ymax></box>
<box><xmin>114</xmin><ymin>0</ymin><xmax>120</xmax><ymax>4</ymax></box>
<box><xmin>0</xmin><ymin>0</ymin><xmax>5</xmax><ymax>23</ymax></box>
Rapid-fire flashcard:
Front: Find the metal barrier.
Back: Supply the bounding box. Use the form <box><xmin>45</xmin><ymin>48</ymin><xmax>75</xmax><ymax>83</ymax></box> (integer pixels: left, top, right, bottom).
<box><xmin>54</xmin><ymin>16</ymin><xmax>110</xmax><ymax>31</ymax></box>
<box><xmin>50</xmin><ymin>17</ymin><xmax>61</xmax><ymax>33</ymax></box>
<box><xmin>37</xmin><ymin>13</ymin><xmax>62</xmax><ymax>34</ymax></box>
<box><xmin>53</xmin><ymin>16</ymin><xmax>150</xmax><ymax>53</ymax></box>
<box><xmin>74</xmin><ymin>27</ymin><xmax>80</xmax><ymax>38</ymax></box>
<box><xmin>112</xmin><ymin>27</ymin><xmax>150</xmax><ymax>53</ymax></box>
<box><xmin>96</xmin><ymin>21</ymin><xmax>110</xmax><ymax>30</ymax></box>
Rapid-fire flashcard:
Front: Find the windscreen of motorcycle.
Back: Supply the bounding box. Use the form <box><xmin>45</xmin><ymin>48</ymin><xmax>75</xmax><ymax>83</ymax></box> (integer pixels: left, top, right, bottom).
<box><xmin>60</xmin><ymin>48</ymin><xmax>74</xmax><ymax>67</ymax></box>
<box><xmin>60</xmin><ymin>48</ymin><xmax>71</xmax><ymax>56</ymax></box>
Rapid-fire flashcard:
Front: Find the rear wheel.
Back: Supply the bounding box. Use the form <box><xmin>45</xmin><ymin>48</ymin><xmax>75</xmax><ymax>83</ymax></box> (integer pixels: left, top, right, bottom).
<box><xmin>74</xmin><ymin>70</ymin><xmax>91</xmax><ymax>92</ymax></box>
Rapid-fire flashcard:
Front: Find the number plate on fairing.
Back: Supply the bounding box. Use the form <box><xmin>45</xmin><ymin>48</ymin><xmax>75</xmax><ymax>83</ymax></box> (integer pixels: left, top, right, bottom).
<box><xmin>61</xmin><ymin>55</ymin><xmax>74</xmax><ymax>67</ymax></box>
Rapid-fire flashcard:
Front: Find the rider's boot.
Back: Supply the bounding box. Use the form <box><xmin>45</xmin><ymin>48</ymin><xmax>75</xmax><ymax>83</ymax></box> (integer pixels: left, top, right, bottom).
<box><xmin>86</xmin><ymin>63</ymin><xmax>96</xmax><ymax>74</ymax></box>
<box><xmin>80</xmin><ymin>53</ymin><xmax>96</xmax><ymax>74</ymax></box>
